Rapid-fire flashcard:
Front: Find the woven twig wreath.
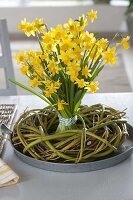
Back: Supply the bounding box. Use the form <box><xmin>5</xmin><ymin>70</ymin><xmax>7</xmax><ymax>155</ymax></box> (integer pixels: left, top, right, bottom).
<box><xmin>12</xmin><ymin>104</ymin><xmax>128</xmax><ymax>163</ymax></box>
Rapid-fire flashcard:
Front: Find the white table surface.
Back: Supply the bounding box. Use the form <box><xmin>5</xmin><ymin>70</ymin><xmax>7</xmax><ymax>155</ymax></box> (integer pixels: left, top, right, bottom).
<box><xmin>0</xmin><ymin>93</ymin><xmax>133</xmax><ymax>200</ymax></box>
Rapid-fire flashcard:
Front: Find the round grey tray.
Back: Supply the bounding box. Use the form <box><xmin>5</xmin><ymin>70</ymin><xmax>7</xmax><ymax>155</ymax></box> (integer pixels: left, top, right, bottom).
<box><xmin>13</xmin><ymin>123</ymin><xmax>133</xmax><ymax>173</ymax></box>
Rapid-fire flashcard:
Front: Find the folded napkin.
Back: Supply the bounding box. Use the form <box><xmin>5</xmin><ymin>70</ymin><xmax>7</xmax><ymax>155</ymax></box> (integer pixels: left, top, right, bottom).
<box><xmin>0</xmin><ymin>159</ymin><xmax>19</xmax><ymax>187</ymax></box>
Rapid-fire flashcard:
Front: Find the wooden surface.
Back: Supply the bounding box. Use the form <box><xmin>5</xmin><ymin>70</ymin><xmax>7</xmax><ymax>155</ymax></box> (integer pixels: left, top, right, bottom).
<box><xmin>0</xmin><ymin>93</ymin><xmax>133</xmax><ymax>200</ymax></box>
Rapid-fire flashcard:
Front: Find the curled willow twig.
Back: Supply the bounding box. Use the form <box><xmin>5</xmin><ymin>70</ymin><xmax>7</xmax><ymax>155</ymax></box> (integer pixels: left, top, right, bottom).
<box><xmin>12</xmin><ymin>104</ymin><xmax>128</xmax><ymax>163</ymax></box>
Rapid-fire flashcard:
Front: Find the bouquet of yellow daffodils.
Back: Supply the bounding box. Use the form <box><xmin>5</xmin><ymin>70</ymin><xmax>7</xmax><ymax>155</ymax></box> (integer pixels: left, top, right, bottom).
<box><xmin>11</xmin><ymin>10</ymin><xmax>130</xmax><ymax>163</ymax></box>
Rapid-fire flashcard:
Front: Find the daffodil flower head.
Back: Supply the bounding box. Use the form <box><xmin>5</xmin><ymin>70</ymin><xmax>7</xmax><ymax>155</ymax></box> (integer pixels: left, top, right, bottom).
<box><xmin>34</xmin><ymin>18</ymin><xmax>45</xmax><ymax>33</ymax></box>
<box><xmin>29</xmin><ymin>77</ymin><xmax>40</xmax><ymax>88</ymax></box>
<box><xmin>75</xmin><ymin>79</ymin><xmax>86</xmax><ymax>88</ymax></box>
<box><xmin>58</xmin><ymin>100</ymin><xmax>65</xmax><ymax>111</ymax></box>
<box><xmin>47</xmin><ymin>60</ymin><xmax>60</xmax><ymax>76</ymax></box>
<box><xmin>86</xmin><ymin>81</ymin><xmax>99</xmax><ymax>93</ymax></box>
<box><xmin>16</xmin><ymin>51</ymin><xmax>25</xmax><ymax>64</ymax></box>
<box><xmin>102</xmin><ymin>47</ymin><xmax>117</xmax><ymax>65</ymax></box>
<box><xmin>44</xmin><ymin>86</ymin><xmax>57</xmax><ymax>97</ymax></box>
<box><xmin>20</xmin><ymin>65</ymin><xmax>28</xmax><ymax>74</ymax></box>
<box><xmin>87</xmin><ymin>9</ymin><xmax>97</xmax><ymax>23</ymax></box>
<box><xmin>82</xmin><ymin>67</ymin><xmax>92</xmax><ymax>78</ymax></box>
<box><xmin>117</xmin><ymin>36</ymin><xmax>130</xmax><ymax>50</ymax></box>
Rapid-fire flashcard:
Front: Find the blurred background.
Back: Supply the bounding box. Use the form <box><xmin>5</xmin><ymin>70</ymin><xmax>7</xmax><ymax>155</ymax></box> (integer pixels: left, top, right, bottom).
<box><xmin>0</xmin><ymin>0</ymin><xmax>133</xmax><ymax>95</ymax></box>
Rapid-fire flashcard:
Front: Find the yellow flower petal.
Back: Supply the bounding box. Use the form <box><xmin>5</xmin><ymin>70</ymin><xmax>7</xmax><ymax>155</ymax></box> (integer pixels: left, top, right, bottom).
<box><xmin>29</xmin><ymin>78</ymin><xmax>40</xmax><ymax>88</ymax></box>
<box><xmin>34</xmin><ymin>18</ymin><xmax>45</xmax><ymax>33</ymax></box>
<box><xmin>102</xmin><ymin>47</ymin><xmax>117</xmax><ymax>65</ymax></box>
<box><xmin>82</xmin><ymin>67</ymin><xmax>92</xmax><ymax>78</ymax></box>
<box><xmin>20</xmin><ymin>65</ymin><xmax>28</xmax><ymax>74</ymax></box>
<box><xmin>87</xmin><ymin>10</ymin><xmax>97</xmax><ymax>23</ymax></box>
<box><xmin>18</xmin><ymin>18</ymin><xmax>36</xmax><ymax>37</ymax></box>
<box><xmin>47</xmin><ymin>60</ymin><xmax>60</xmax><ymax>76</ymax></box>
<box><xmin>86</xmin><ymin>81</ymin><xmax>99</xmax><ymax>93</ymax></box>
<box><xmin>121</xmin><ymin>36</ymin><xmax>130</xmax><ymax>50</ymax></box>
<box><xmin>16</xmin><ymin>51</ymin><xmax>25</xmax><ymax>64</ymax></box>
<box><xmin>58</xmin><ymin>100</ymin><xmax>65</xmax><ymax>111</ymax></box>
<box><xmin>75</xmin><ymin>79</ymin><xmax>86</xmax><ymax>88</ymax></box>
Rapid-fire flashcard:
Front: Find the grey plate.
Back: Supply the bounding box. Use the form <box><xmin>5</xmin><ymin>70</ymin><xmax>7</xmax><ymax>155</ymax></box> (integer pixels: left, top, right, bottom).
<box><xmin>12</xmin><ymin>124</ymin><xmax>133</xmax><ymax>173</ymax></box>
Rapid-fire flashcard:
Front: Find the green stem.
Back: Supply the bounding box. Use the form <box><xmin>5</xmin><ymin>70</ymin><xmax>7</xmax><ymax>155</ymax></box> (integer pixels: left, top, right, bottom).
<box><xmin>9</xmin><ymin>79</ymin><xmax>51</xmax><ymax>105</ymax></box>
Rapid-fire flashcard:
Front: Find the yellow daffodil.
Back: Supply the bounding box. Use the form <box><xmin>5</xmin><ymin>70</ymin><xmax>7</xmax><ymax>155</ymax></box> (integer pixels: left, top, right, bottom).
<box><xmin>39</xmin><ymin>53</ymin><xmax>48</xmax><ymax>61</ymax></box>
<box><xmin>42</xmin><ymin>32</ymin><xmax>53</xmax><ymax>43</ymax></box>
<box><xmin>59</xmin><ymin>51</ymin><xmax>71</xmax><ymax>65</ymax></box>
<box><xmin>41</xmin><ymin>41</ymin><xmax>55</xmax><ymax>53</ymax></box>
<box><xmin>24</xmin><ymin>23</ymin><xmax>36</xmax><ymax>37</ymax></box>
<box><xmin>97</xmin><ymin>38</ymin><xmax>108</xmax><ymax>50</ymax></box>
<box><xmin>86</xmin><ymin>81</ymin><xmax>99</xmax><ymax>93</ymax></box>
<box><xmin>34</xmin><ymin>18</ymin><xmax>45</xmax><ymax>33</ymax></box>
<box><xmin>18</xmin><ymin>18</ymin><xmax>27</xmax><ymax>32</ymax></box>
<box><xmin>20</xmin><ymin>65</ymin><xmax>28</xmax><ymax>74</ymax></box>
<box><xmin>66</xmin><ymin>62</ymin><xmax>81</xmax><ymax>82</ymax></box>
<box><xmin>82</xmin><ymin>67</ymin><xmax>92</xmax><ymax>78</ymax></box>
<box><xmin>60</xmin><ymin>38</ymin><xmax>75</xmax><ymax>52</ymax></box>
<box><xmin>64</xmin><ymin>18</ymin><xmax>80</xmax><ymax>35</ymax></box>
<box><xmin>82</xmin><ymin>32</ymin><xmax>96</xmax><ymax>50</ymax></box>
<box><xmin>74</xmin><ymin>37</ymin><xmax>83</xmax><ymax>47</ymax></box>
<box><xmin>45</xmin><ymin>85</ymin><xmax>57</xmax><ymax>97</ymax></box>
<box><xmin>66</xmin><ymin>66</ymin><xmax>79</xmax><ymax>81</ymax></box>
<box><xmin>30</xmin><ymin>57</ymin><xmax>41</xmax><ymax>67</ymax></box>
<box><xmin>25</xmin><ymin>49</ymin><xmax>36</xmax><ymax>59</ymax></box>
<box><xmin>47</xmin><ymin>61</ymin><xmax>60</xmax><ymax>76</ymax></box>
<box><xmin>58</xmin><ymin>100</ymin><xmax>65</xmax><ymax>111</ymax></box>
<box><xmin>66</xmin><ymin>70</ymin><xmax>78</xmax><ymax>82</ymax></box>
<box><xmin>51</xmin><ymin>24</ymin><xmax>65</xmax><ymax>40</ymax></box>
<box><xmin>44</xmin><ymin>79</ymin><xmax>61</xmax><ymax>91</ymax></box>
<box><xmin>29</xmin><ymin>77</ymin><xmax>40</xmax><ymax>87</ymax></box>
<box><xmin>87</xmin><ymin>10</ymin><xmax>97</xmax><ymax>23</ymax></box>
<box><xmin>35</xmin><ymin>67</ymin><xmax>44</xmax><ymax>78</ymax></box>
<box><xmin>102</xmin><ymin>47</ymin><xmax>117</xmax><ymax>64</ymax></box>
<box><xmin>119</xmin><ymin>36</ymin><xmax>130</xmax><ymax>50</ymax></box>
<box><xmin>75</xmin><ymin>79</ymin><xmax>86</xmax><ymax>88</ymax></box>
<box><xmin>78</xmin><ymin>14</ymin><xmax>88</xmax><ymax>31</ymax></box>
<box><xmin>69</xmin><ymin>47</ymin><xmax>83</xmax><ymax>61</ymax></box>
<box><xmin>44</xmin><ymin>90</ymin><xmax>51</xmax><ymax>97</ymax></box>
<box><xmin>44</xmin><ymin>79</ymin><xmax>52</xmax><ymax>87</ymax></box>
<box><xmin>89</xmin><ymin>47</ymin><xmax>102</xmax><ymax>62</ymax></box>
<box><xmin>54</xmin><ymin>80</ymin><xmax>62</xmax><ymax>88</ymax></box>
<box><xmin>18</xmin><ymin>18</ymin><xmax>36</xmax><ymax>37</ymax></box>
<box><xmin>16</xmin><ymin>51</ymin><xmax>25</xmax><ymax>64</ymax></box>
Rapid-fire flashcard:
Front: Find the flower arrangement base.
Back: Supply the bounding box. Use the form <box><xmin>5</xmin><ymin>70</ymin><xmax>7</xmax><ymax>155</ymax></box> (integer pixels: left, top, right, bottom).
<box><xmin>11</xmin><ymin>104</ymin><xmax>133</xmax><ymax>172</ymax></box>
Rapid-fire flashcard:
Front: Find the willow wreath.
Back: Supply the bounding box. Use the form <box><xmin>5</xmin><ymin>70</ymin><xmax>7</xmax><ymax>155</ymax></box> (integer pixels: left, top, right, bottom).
<box><xmin>12</xmin><ymin>104</ymin><xmax>128</xmax><ymax>163</ymax></box>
